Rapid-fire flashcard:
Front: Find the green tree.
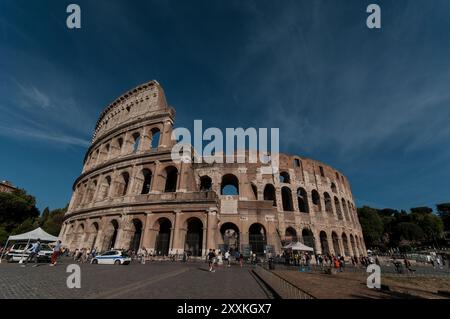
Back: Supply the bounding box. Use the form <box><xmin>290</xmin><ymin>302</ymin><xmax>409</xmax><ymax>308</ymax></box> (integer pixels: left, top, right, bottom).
<box><xmin>410</xmin><ymin>207</ymin><xmax>433</xmax><ymax>215</ymax></box>
<box><xmin>412</xmin><ymin>213</ymin><xmax>444</xmax><ymax>241</ymax></box>
<box><xmin>357</xmin><ymin>206</ymin><xmax>384</xmax><ymax>247</ymax></box>
<box><xmin>41</xmin><ymin>207</ymin><xmax>67</xmax><ymax>236</ymax></box>
<box><xmin>0</xmin><ymin>189</ymin><xmax>40</xmax><ymax>232</ymax></box>
<box><xmin>437</xmin><ymin>203</ymin><xmax>450</xmax><ymax>232</ymax></box>
<box><xmin>0</xmin><ymin>226</ymin><xmax>8</xmax><ymax>246</ymax></box>
<box><xmin>12</xmin><ymin>217</ymin><xmax>39</xmax><ymax>235</ymax></box>
<box><xmin>394</xmin><ymin>222</ymin><xmax>424</xmax><ymax>242</ymax></box>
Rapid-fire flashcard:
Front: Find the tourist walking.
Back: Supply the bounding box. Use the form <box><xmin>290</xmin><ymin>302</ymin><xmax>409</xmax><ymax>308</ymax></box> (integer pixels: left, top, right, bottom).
<box><xmin>50</xmin><ymin>240</ymin><xmax>62</xmax><ymax>266</ymax></box>
<box><xmin>24</xmin><ymin>239</ymin><xmax>41</xmax><ymax>267</ymax></box>
<box><xmin>208</xmin><ymin>249</ymin><xmax>216</xmax><ymax>272</ymax></box>
<box><xmin>225</xmin><ymin>250</ymin><xmax>231</xmax><ymax>267</ymax></box>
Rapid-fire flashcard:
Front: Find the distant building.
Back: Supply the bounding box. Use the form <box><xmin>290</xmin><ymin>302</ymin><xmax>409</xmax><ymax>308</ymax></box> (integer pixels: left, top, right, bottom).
<box><xmin>0</xmin><ymin>180</ymin><xmax>17</xmax><ymax>194</ymax></box>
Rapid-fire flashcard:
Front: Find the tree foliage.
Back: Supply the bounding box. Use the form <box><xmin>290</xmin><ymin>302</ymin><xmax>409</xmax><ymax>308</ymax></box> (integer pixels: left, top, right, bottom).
<box><xmin>0</xmin><ymin>188</ymin><xmax>67</xmax><ymax>245</ymax></box>
<box><xmin>358</xmin><ymin>204</ymin><xmax>446</xmax><ymax>250</ymax></box>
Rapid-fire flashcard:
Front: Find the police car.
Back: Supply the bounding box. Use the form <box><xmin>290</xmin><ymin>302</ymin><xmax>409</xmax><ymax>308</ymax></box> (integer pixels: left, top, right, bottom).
<box><xmin>91</xmin><ymin>250</ymin><xmax>131</xmax><ymax>265</ymax></box>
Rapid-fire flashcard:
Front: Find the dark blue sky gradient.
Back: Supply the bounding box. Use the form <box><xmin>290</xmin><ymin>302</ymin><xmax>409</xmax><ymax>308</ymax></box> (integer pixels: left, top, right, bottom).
<box><xmin>1</xmin><ymin>0</ymin><xmax>450</xmax><ymax>211</ymax></box>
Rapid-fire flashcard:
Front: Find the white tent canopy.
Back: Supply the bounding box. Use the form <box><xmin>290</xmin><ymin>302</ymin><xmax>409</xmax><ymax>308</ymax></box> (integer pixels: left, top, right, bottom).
<box><xmin>282</xmin><ymin>241</ymin><xmax>314</xmax><ymax>252</ymax></box>
<box><xmin>7</xmin><ymin>227</ymin><xmax>58</xmax><ymax>242</ymax></box>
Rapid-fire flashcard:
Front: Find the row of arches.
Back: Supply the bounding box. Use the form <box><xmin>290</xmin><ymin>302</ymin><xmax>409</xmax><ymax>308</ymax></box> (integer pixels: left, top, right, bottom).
<box><xmin>64</xmin><ymin>216</ymin><xmax>365</xmax><ymax>257</ymax></box>
<box><xmin>261</xmin><ymin>183</ymin><xmax>357</xmax><ymax>223</ymax></box>
<box><xmin>278</xmin><ymin>170</ymin><xmax>347</xmax><ymax>195</ymax></box>
<box><xmin>73</xmin><ymin>165</ymin><xmax>179</xmax><ymax>208</ymax></box>
<box><xmin>85</xmin><ymin>127</ymin><xmax>161</xmax><ymax>171</ymax></box>
<box><xmin>284</xmin><ymin>227</ymin><xmax>364</xmax><ymax>257</ymax></box>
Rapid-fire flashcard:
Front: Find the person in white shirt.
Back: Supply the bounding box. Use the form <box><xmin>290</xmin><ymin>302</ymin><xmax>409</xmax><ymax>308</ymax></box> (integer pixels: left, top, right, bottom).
<box><xmin>225</xmin><ymin>250</ymin><xmax>231</xmax><ymax>267</ymax></box>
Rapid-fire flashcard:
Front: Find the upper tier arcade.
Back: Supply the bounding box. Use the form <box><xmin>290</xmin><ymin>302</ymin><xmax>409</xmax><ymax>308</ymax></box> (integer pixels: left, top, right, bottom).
<box><xmin>92</xmin><ymin>80</ymin><xmax>174</xmax><ymax>143</ymax></box>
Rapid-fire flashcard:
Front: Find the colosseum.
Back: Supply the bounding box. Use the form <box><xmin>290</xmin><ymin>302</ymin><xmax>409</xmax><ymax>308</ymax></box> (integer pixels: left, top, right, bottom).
<box><xmin>60</xmin><ymin>80</ymin><xmax>367</xmax><ymax>259</ymax></box>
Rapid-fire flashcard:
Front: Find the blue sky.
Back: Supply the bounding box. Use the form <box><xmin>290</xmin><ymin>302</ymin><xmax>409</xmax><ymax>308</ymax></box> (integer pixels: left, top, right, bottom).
<box><xmin>1</xmin><ymin>0</ymin><xmax>450</xmax><ymax>212</ymax></box>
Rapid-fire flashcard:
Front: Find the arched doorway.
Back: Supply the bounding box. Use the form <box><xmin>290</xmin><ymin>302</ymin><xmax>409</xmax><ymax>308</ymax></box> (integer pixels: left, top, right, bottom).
<box><xmin>141</xmin><ymin>169</ymin><xmax>152</xmax><ymax>194</ymax></box>
<box><xmin>285</xmin><ymin>227</ymin><xmax>297</xmax><ymax>244</ymax></box>
<box><xmin>185</xmin><ymin>218</ymin><xmax>203</xmax><ymax>257</ymax></box>
<box><xmin>89</xmin><ymin>222</ymin><xmax>99</xmax><ymax>250</ymax></box>
<box><xmin>200</xmin><ymin>175</ymin><xmax>212</xmax><ymax>191</ymax></box>
<box><xmin>350</xmin><ymin>234</ymin><xmax>357</xmax><ymax>257</ymax></box>
<box><xmin>342</xmin><ymin>233</ymin><xmax>350</xmax><ymax>257</ymax></box>
<box><xmin>164</xmin><ymin>166</ymin><xmax>178</xmax><ymax>193</ymax></box>
<box><xmin>155</xmin><ymin>218</ymin><xmax>171</xmax><ymax>256</ymax></box>
<box><xmin>320</xmin><ymin>231</ymin><xmax>329</xmax><ymax>255</ymax></box>
<box><xmin>221</xmin><ymin>174</ymin><xmax>239</xmax><ymax>195</ymax></box>
<box><xmin>108</xmin><ymin>220</ymin><xmax>119</xmax><ymax>250</ymax></box>
<box><xmin>297</xmin><ymin>188</ymin><xmax>309</xmax><ymax>213</ymax></box>
<box><xmin>130</xmin><ymin>219</ymin><xmax>143</xmax><ymax>253</ymax></box>
<box><xmin>332</xmin><ymin>232</ymin><xmax>341</xmax><ymax>256</ymax></box>
<box><xmin>220</xmin><ymin>222</ymin><xmax>240</xmax><ymax>254</ymax></box>
<box><xmin>249</xmin><ymin>223</ymin><xmax>267</xmax><ymax>256</ymax></box>
<box><xmin>281</xmin><ymin>187</ymin><xmax>293</xmax><ymax>211</ymax></box>
<box><xmin>302</xmin><ymin>228</ymin><xmax>316</xmax><ymax>252</ymax></box>
<box><xmin>263</xmin><ymin>184</ymin><xmax>276</xmax><ymax>207</ymax></box>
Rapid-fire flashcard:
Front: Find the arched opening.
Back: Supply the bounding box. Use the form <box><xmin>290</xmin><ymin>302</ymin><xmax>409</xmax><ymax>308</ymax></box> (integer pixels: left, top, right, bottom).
<box><xmin>130</xmin><ymin>219</ymin><xmax>143</xmax><ymax>253</ymax></box>
<box><xmin>99</xmin><ymin>176</ymin><xmax>111</xmax><ymax>200</ymax></box>
<box><xmin>311</xmin><ymin>190</ymin><xmax>321</xmax><ymax>212</ymax></box>
<box><xmin>109</xmin><ymin>220</ymin><xmax>119</xmax><ymax>250</ymax></box>
<box><xmin>151</xmin><ymin>129</ymin><xmax>160</xmax><ymax>149</ymax></box>
<box><xmin>221</xmin><ymin>174</ymin><xmax>239</xmax><ymax>195</ymax></box>
<box><xmin>263</xmin><ymin>184</ymin><xmax>277</xmax><ymax>207</ymax></box>
<box><xmin>141</xmin><ymin>169</ymin><xmax>152</xmax><ymax>194</ymax></box>
<box><xmin>342</xmin><ymin>233</ymin><xmax>350</xmax><ymax>257</ymax></box>
<box><xmin>155</xmin><ymin>218</ymin><xmax>171</xmax><ymax>256</ymax></box>
<box><xmin>249</xmin><ymin>223</ymin><xmax>267</xmax><ymax>256</ymax></box>
<box><xmin>220</xmin><ymin>222</ymin><xmax>240</xmax><ymax>254</ymax></box>
<box><xmin>251</xmin><ymin>183</ymin><xmax>258</xmax><ymax>200</ymax></box>
<box><xmin>355</xmin><ymin>235</ymin><xmax>362</xmax><ymax>256</ymax></box>
<box><xmin>164</xmin><ymin>166</ymin><xmax>178</xmax><ymax>193</ymax></box>
<box><xmin>132</xmin><ymin>133</ymin><xmax>141</xmax><ymax>153</ymax></box>
<box><xmin>199</xmin><ymin>175</ymin><xmax>212</xmax><ymax>191</ymax></box>
<box><xmin>185</xmin><ymin>218</ymin><xmax>203</xmax><ymax>257</ymax></box>
<box><xmin>104</xmin><ymin>144</ymin><xmax>110</xmax><ymax>161</ymax></box>
<box><xmin>332</xmin><ymin>232</ymin><xmax>341</xmax><ymax>256</ymax></box>
<box><xmin>350</xmin><ymin>234</ymin><xmax>357</xmax><ymax>257</ymax></box>
<box><xmin>297</xmin><ymin>188</ymin><xmax>309</xmax><ymax>213</ymax></box>
<box><xmin>279</xmin><ymin>171</ymin><xmax>290</xmax><ymax>184</ymax></box>
<box><xmin>342</xmin><ymin>198</ymin><xmax>350</xmax><ymax>221</ymax></box>
<box><xmin>324</xmin><ymin>192</ymin><xmax>333</xmax><ymax>214</ymax></box>
<box><xmin>302</xmin><ymin>228</ymin><xmax>316</xmax><ymax>252</ymax></box>
<box><xmin>117</xmin><ymin>137</ymin><xmax>124</xmax><ymax>156</ymax></box>
<box><xmin>285</xmin><ymin>227</ymin><xmax>297</xmax><ymax>243</ymax></box>
<box><xmin>320</xmin><ymin>231</ymin><xmax>329</xmax><ymax>255</ymax></box>
<box><xmin>348</xmin><ymin>200</ymin><xmax>354</xmax><ymax>224</ymax></box>
<box><xmin>331</xmin><ymin>182</ymin><xmax>337</xmax><ymax>193</ymax></box>
<box><xmin>117</xmin><ymin>172</ymin><xmax>130</xmax><ymax>197</ymax></box>
<box><xmin>89</xmin><ymin>222</ymin><xmax>99</xmax><ymax>250</ymax></box>
<box><xmin>86</xmin><ymin>180</ymin><xmax>97</xmax><ymax>203</ymax></box>
<box><xmin>281</xmin><ymin>187</ymin><xmax>293</xmax><ymax>211</ymax></box>
<box><xmin>334</xmin><ymin>196</ymin><xmax>343</xmax><ymax>220</ymax></box>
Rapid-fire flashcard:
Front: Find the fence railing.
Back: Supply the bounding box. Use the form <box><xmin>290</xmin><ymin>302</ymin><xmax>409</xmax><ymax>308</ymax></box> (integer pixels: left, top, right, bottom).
<box><xmin>253</xmin><ymin>264</ymin><xmax>315</xmax><ymax>299</ymax></box>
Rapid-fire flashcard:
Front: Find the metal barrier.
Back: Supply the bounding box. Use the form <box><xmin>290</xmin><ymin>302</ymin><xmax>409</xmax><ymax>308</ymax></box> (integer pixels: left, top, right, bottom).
<box><xmin>253</xmin><ymin>265</ymin><xmax>315</xmax><ymax>299</ymax></box>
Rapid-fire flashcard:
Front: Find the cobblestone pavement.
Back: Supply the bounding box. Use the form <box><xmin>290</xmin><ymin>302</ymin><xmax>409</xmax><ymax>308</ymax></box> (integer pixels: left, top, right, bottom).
<box><xmin>273</xmin><ymin>269</ymin><xmax>450</xmax><ymax>299</ymax></box>
<box><xmin>0</xmin><ymin>260</ymin><xmax>271</xmax><ymax>299</ymax></box>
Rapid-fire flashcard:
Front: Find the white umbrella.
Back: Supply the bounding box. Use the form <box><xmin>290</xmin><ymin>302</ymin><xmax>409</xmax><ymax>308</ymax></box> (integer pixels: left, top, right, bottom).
<box><xmin>290</xmin><ymin>241</ymin><xmax>314</xmax><ymax>252</ymax></box>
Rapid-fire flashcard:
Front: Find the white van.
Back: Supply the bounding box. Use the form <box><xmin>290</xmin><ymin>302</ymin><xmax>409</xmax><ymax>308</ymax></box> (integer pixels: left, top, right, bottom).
<box><xmin>6</xmin><ymin>242</ymin><xmax>53</xmax><ymax>263</ymax></box>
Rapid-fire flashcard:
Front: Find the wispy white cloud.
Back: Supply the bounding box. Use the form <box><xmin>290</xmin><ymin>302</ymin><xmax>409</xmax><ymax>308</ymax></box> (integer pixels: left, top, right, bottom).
<box><xmin>0</xmin><ymin>124</ymin><xmax>90</xmax><ymax>147</ymax></box>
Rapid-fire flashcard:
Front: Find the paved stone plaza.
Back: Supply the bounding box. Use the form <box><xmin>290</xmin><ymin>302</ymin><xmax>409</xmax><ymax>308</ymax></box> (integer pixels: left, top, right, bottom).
<box><xmin>0</xmin><ymin>260</ymin><xmax>272</xmax><ymax>299</ymax></box>
<box><xmin>2</xmin><ymin>259</ymin><xmax>450</xmax><ymax>299</ymax></box>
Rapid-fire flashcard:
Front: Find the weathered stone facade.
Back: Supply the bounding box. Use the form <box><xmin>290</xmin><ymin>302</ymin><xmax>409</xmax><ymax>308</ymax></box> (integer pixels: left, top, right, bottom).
<box><xmin>0</xmin><ymin>181</ymin><xmax>17</xmax><ymax>194</ymax></box>
<box><xmin>60</xmin><ymin>80</ymin><xmax>366</xmax><ymax>258</ymax></box>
